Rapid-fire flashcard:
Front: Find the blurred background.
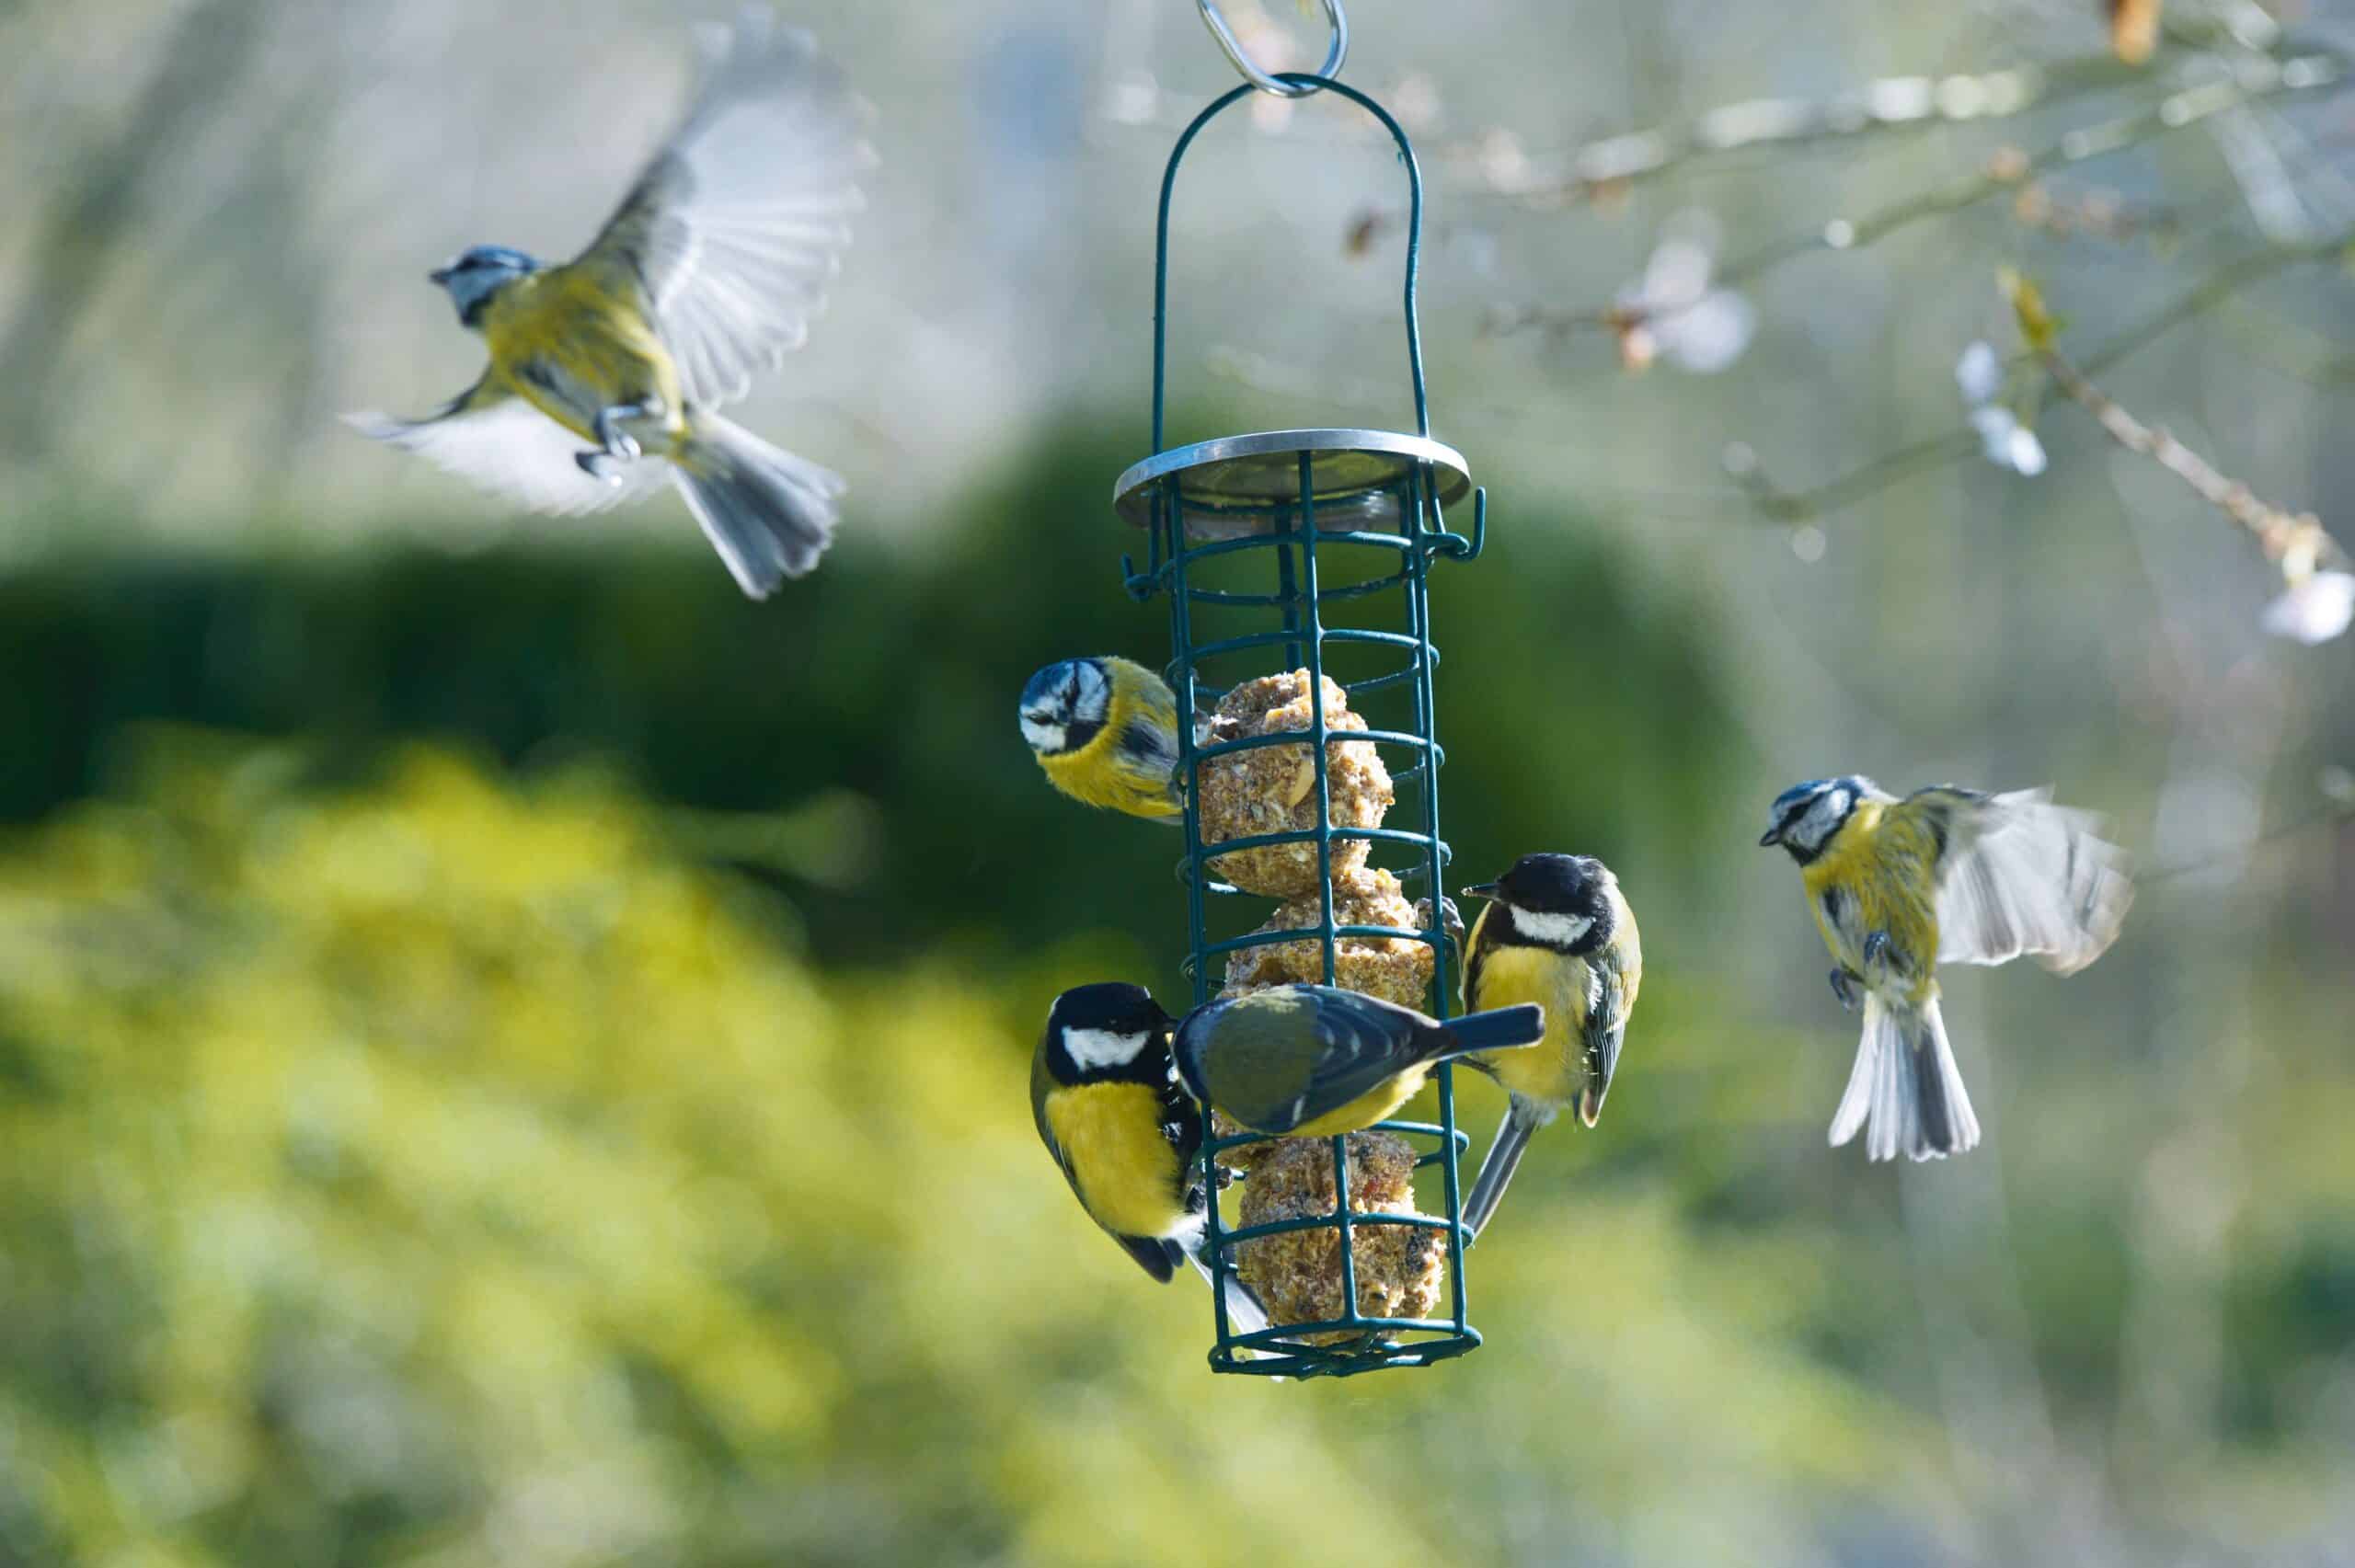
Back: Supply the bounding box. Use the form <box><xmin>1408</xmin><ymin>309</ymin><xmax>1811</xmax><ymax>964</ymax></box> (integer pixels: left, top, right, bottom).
<box><xmin>3</xmin><ymin>0</ymin><xmax>2352</xmax><ymax>1562</ymax></box>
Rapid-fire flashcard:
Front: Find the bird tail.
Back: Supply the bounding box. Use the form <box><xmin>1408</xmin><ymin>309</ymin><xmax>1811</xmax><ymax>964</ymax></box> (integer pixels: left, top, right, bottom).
<box><xmin>1462</xmin><ymin>1094</ymin><xmax>1554</xmax><ymax>1240</ymax></box>
<box><xmin>1171</xmin><ymin>1217</ymin><xmax>1269</xmax><ymax>1337</ymax></box>
<box><xmin>670</xmin><ymin>413</ymin><xmax>844</xmax><ymax>598</ymax></box>
<box><xmin>1433</xmin><ymin>1003</ymin><xmax>1547</xmax><ymax>1060</ymax></box>
<box><xmin>1830</xmin><ymin>993</ymin><xmax>1981</xmax><ymax>1162</ymax></box>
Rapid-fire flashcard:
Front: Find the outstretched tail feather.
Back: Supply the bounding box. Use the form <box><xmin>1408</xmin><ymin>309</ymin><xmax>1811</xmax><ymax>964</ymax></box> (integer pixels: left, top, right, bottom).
<box><xmin>1832</xmin><ymin>995</ymin><xmax>1981</xmax><ymax>1162</ymax></box>
<box><xmin>1184</xmin><ymin>1246</ymin><xmax>1270</xmax><ymax>1337</ymax></box>
<box><xmin>671</xmin><ymin>412</ymin><xmax>844</xmax><ymax>598</ymax></box>
<box><xmin>1437</xmin><ymin>1003</ymin><xmax>1547</xmax><ymax>1059</ymax></box>
<box><xmin>1462</xmin><ymin>1099</ymin><xmax>1545</xmax><ymax>1239</ymax></box>
<box><xmin>1168</xmin><ymin>1208</ymin><xmax>1271</xmax><ymax>1336</ymax></box>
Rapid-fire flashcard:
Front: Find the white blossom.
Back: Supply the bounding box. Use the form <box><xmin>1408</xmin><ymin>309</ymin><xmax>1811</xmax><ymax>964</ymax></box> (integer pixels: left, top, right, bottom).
<box><xmin>2259</xmin><ymin>570</ymin><xmax>2355</xmax><ymax>646</ymax></box>
<box><xmin>1616</xmin><ymin>212</ymin><xmax>1755</xmax><ymax>374</ymax></box>
<box><xmin>1957</xmin><ymin>341</ymin><xmax>2044</xmax><ymax>476</ymax></box>
<box><xmin>1969</xmin><ymin>406</ymin><xmax>2048</xmax><ymax>476</ymax></box>
<box><xmin>1955</xmin><ymin>340</ymin><xmax>2003</xmax><ymax>404</ymax></box>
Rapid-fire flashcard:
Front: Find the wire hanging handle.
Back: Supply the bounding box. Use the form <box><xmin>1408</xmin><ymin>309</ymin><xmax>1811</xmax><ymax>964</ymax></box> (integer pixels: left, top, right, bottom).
<box><xmin>1197</xmin><ymin>0</ymin><xmax>1348</xmax><ymax>98</ymax></box>
<box><xmin>1148</xmin><ymin>75</ymin><xmax>1430</xmax><ymax>452</ymax></box>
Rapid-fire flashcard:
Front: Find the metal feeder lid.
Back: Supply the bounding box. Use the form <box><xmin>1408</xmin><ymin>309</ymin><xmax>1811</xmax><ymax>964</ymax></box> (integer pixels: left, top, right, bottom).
<box><xmin>1112</xmin><ymin>428</ymin><xmax>1472</xmax><ymax>536</ymax></box>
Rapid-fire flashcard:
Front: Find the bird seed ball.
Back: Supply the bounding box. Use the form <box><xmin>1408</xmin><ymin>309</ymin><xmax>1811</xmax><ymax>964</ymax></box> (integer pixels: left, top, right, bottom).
<box><xmin>1221</xmin><ymin>866</ymin><xmax>1434</xmax><ymax>1012</ymax></box>
<box><xmin>1198</xmin><ymin>671</ymin><xmax>1394</xmax><ymax>898</ymax></box>
<box><xmin>1236</xmin><ymin>1130</ymin><xmax>1445</xmax><ymax>1345</ymax></box>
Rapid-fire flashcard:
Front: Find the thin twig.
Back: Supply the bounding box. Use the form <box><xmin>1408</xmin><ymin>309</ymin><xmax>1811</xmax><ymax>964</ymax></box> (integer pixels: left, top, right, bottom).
<box><xmin>2036</xmin><ymin>339</ymin><xmax>2349</xmax><ymax>571</ymax></box>
<box><xmin>1485</xmin><ymin>52</ymin><xmax>2345</xmax><ymax>338</ymax></box>
<box><xmin>1451</xmin><ymin>58</ymin><xmax>2138</xmax><ymax>206</ymax></box>
<box><xmin>1731</xmin><ymin>229</ymin><xmax>2355</xmax><ymax>523</ymax></box>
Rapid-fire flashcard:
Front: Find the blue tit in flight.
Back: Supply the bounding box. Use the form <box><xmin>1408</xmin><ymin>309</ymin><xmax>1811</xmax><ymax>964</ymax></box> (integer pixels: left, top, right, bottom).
<box><xmin>346</xmin><ymin>8</ymin><xmax>873</xmax><ymax>600</ymax></box>
<box><xmin>1020</xmin><ymin>656</ymin><xmax>1202</xmax><ymax>822</ymax></box>
<box><xmin>1032</xmin><ymin>982</ymin><xmax>1268</xmax><ymax>1333</ymax></box>
<box><xmin>1174</xmin><ymin>983</ymin><xmax>1545</xmax><ymax>1139</ymax></box>
<box><xmin>1456</xmin><ymin>853</ymin><xmax>1641</xmax><ymax>1238</ymax></box>
<box><xmin>1760</xmin><ymin>777</ymin><xmax>2133</xmax><ymax>1162</ymax></box>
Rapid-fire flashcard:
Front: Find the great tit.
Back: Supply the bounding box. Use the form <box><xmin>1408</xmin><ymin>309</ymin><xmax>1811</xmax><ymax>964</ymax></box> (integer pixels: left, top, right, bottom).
<box><xmin>1456</xmin><ymin>853</ymin><xmax>1642</xmax><ymax>1237</ymax></box>
<box><xmin>1031</xmin><ymin>982</ymin><xmax>1268</xmax><ymax>1333</ymax></box>
<box><xmin>1761</xmin><ymin>777</ymin><xmax>2133</xmax><ymax>1161</ymax></box>
<box><xmin>347</xmin><ymin>8</ymin><xmax>873</xmax><ymax>600</ymax></box>
<box><xmin>1020</xmin><ymin>657</ymin><xmax>1200</xmax><ymax>822</ymax></box>
<box><xmin>1174</xmin><ymin>983</ymin><xmax>1545</xmax><ymax>1139</ymax></box>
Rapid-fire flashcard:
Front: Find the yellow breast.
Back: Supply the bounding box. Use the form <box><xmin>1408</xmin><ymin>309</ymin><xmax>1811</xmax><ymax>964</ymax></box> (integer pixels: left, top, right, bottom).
<box><xmin>1799</xmin><ymin>799</ymin><xmax>1942</xmax><ymax>996</ymax></box>
<box><xmin>1468</xmin><ymin>941</ymin><xmax>1591</xmax><ymax>1109</ymax></box>
<box><xmin>1046</xmin><ymin>1082</ymin><xmax>1189</xmax><ymax>1240</ymax></box>
<box><xmin>1037</xmin><ymin>667</ymin><xmax>1182</xmax><ymax>818</ymax></box>
<box><xmin>1038</xmin><ymin>742</ymin><xmax>1181</xmax><ymax>818</ymax></box>
<box><xmin>479</xmin><ymin>269</ymin><xmax>684</xmax><ymax>441</ymax></box>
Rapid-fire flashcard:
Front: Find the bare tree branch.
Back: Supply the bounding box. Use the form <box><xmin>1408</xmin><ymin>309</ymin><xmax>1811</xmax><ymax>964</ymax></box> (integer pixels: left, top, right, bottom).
<box><xmin>1731</xmin><ymin>229</ymin><xmax>2355</xmax><ymax>523</ymax></box>
<box><xmin>1485</xmin><ymin>51</ymin><xmax>2345</xmax><ymax>338</ymax></box>
<box><xmin>2037</xmin><ymin>327</ymin><xmax>2348</xmax><ymax>572</ymax></box>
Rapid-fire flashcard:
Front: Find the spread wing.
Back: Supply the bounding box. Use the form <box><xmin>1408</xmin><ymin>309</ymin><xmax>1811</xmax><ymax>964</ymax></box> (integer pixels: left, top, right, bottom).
<box><xmin>572</xmin><ymin>9</ymin><xmax>872</xmax><ymax>410</ymax></box>
<box><xmin>1902</xmin><ymin>786</ymin><xmax>2134</xmax><ymax>973</ymax></box>
<box><xmin>343</xmin><ymin>374</ymin><xmax>670</xmax><ymax>516</ymax></box>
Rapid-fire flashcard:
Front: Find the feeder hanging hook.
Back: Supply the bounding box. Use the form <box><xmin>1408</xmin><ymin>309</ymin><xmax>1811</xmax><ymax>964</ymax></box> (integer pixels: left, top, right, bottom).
<box><xmin>1196</xmin><ymin>0</ymin><xmax>1348</xmax><ymax>98</ymax></box>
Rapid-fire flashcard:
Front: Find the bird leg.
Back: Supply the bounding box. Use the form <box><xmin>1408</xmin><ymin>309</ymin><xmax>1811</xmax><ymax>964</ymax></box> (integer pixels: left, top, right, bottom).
<box><xmin>575</xmin><ymin>399</ymin><xmax>663</xmax><ymax>483</ymax></box>
<box><xmin>1828</xmin><ymin>966</ymin><xmax>1863</xmax><ymax>1012</ymax></box>
<box><xmin>1860</xmin><ymin>930</ymin><xmax>1900</xmax><ymax>989</ymax></box>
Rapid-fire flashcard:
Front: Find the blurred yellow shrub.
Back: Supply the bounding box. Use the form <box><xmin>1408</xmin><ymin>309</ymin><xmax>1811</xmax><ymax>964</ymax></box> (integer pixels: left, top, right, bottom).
<box><xmin>7</xmin><ymin>731</ymin><xmax>2342</xmax><ymax>1566</ymax></box>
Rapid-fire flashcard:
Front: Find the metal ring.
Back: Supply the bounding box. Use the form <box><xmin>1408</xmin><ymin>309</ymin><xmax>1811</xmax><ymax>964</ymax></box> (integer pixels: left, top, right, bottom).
<box><xmin>1197</xmin><ymin>0</ymin><xmax>1347</xmax><ymax>98</ymax></box>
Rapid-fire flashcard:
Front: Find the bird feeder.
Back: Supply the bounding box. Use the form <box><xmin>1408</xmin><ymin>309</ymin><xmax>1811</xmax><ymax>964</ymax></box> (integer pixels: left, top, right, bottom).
<box><xmin>1112</xmin><ymin>4</ymin><xmax>1488</xmax><ymax>1379</ymax></box>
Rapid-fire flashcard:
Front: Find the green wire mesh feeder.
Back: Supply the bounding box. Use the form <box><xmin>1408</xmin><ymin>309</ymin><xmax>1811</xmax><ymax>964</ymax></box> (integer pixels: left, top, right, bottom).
<box><xmin>1112</xmin><ymin>6</ymin><xmax>1489</xmax><ymax>1379</ymax></box>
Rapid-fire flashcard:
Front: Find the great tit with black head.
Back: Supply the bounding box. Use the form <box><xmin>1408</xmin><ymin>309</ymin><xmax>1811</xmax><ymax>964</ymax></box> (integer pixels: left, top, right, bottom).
<box><xmin>1456</xmin><ymin>853</ymin><xmax>1642</xmax><ymax>1238</ymax></box>
<box><xmin>1032</xmin><ymin>982</ymin><xmax>1268</xmax><ymax>1333</ymax></box>
<box><xmin>1020</xmin><ymin>657</ymin><xmax>1200</xmax><ymax>822</ymax></box>
<box><xmin>347</xmin><ymin>7</ymin><xmax>873</xmax><ymax>600</ymax></box>
<box><xmin>1173</xmin><ymin>983</ymin><xmax>1545</xmax><ymax>1139</ymax></box>
<box><xmin>1760</xmin><ymin>776</ymin><xmax>2133</xmax><ymax>1162</ymax></box>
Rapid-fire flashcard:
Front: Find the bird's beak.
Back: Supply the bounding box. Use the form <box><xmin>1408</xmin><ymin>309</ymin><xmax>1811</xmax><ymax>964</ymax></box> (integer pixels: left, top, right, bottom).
<box><xmin>428</xmin><ymin>267</ymin><xmax>452</xmax><ymax>286</ymax></box>
<box><xmin>1458</xmin><ymin>882</ymin><xmax>1499</xmax><ymax>900</ymax></box>
<box><xmin>1757</xmin><ymin>826</ymin><xmax>1782</xmax><ymax>847</ymax></box>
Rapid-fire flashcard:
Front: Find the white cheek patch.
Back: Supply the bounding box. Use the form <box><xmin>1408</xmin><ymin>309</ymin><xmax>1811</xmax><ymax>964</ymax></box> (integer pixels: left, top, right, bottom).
<box><xmin>1021</xmin><ymin>715</ymin><xmax>1068</xmax><ymax>754</ymax></box>
<box><xmin>1788</xmin><ymin>790</ymin><xmax>1852</xmax><ymax>853</ymax></box>
<box><xmin>1064</xmin><ymin>1027</ymin><xmax>1153</xmax><ymax>1071</ymax></box>
<box><xmin>1510</xmin><ymin>907</ymin><xmax>1594</xmax><ymax>947</ymax></box>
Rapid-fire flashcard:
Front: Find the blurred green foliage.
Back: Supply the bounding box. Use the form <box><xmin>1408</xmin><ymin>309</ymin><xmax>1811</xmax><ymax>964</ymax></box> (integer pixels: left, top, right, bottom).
<box><xmin>0</xmin><ymin>429</ymin><xmax>1744</xmax><ymax>979</ymax></box>
<box><xmin>0</xmin><ymin>731</ymin><xmax>1876</xmax><ymax>1564</ymax></box>
<box><xmin>1</xmin><ymin>728</ymin><xmax>2347</xmax><ymax>1566</ymax></box>
<box><xmin>1</xmin><ymin>430</ymin><xmax>2349</xmax><ymax>1564</ymax></box>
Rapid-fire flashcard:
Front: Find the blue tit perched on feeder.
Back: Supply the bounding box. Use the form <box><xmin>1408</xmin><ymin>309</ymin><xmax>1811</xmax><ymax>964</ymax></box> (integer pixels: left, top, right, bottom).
<box><xmin>345</xmin><ymin>8</ymin><xmax>873</xmax><ymax>601</ymax></box>
<box><xmin>1455</xmin><ymin>853</ymin><xmax>1642</xmax><ymax>1238</ymax></box>
<box><xmin>1019</xmin><ymin>657</ymin><xmax>1197</xmax><ymax>822</ymax></box>
<box><xmin>1032</xmin><ymin>982</ymin><xmax>1269</xmax><ymax>1333</ymax></box>
<box><xmin>1760</xmin><ymin>777</ymin><xmax>2133</xmax><ymax>1162</ymax></box>
<box><xmin>1175</xmin><ymin>983</ymin><xmax>1545</xmax><ymax>1139</ymax></box>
